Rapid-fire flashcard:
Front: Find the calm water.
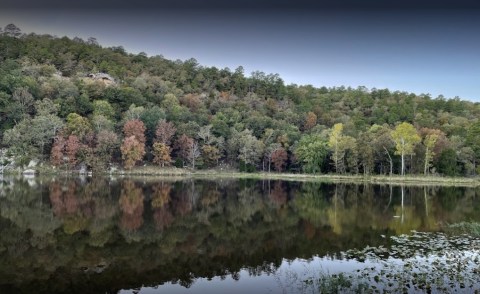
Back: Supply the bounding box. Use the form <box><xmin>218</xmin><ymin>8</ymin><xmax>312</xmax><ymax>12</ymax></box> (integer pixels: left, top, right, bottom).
<box><xmin>0</xmin><ymin>176</ymin><xmax>479</xmax><ymax>293</ymax></box>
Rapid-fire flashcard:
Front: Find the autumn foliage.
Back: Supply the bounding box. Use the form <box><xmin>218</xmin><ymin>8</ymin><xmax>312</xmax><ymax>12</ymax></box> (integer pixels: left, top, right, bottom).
<box><xmin>174</xmin><ymin>134</ymin><xmax>193</xmax><ymax>165</ymax></box>
<box><xmin>155</xmin><ymin>120</ymin><xmax>176</xmax><ymax>145</ymax></box>
<box><xmin>50</xmin><ymin>136</ymin><xmax>65</xmax><ymax>166</ymax></box>
<box><xmin>152</xmin><ymin>142</ymin><xmax>172</xmax><ymax>167</ymax></box>
<box><xmin>119</xmin><ymin>181</ymin><xmax>144</xmax><ymax>231</ymax></box>
<box><xmin>50</xmin><ymin>134</ymin><xmax>81</xmax><ymax>167</ymax></box>
<box><xmin>8</xmin><ymin>28</ymin><xmax>480</xmax><ymax>176</ymax></box>
<box><xmin>271</xmin><ymin>147</ymin><xmax>288</xmax><ymax>172</ymax></box>
<box><xmin>121</xmin><ymin>120</ymin><xmax>146</xmax><ymax>169</ymax></box>
<box><xmin>65</xmin><ymin>135</ymin><xmax>80</xmax><ymax>167</ymax></box>
<box><xmin>304</xmin><ymin>111</ymin><xmax>317</xmax><ymax>131</ymax></box>
<box><xmin>121</xmin><ymin>136</ymin><xmax>145</xmax><ymax>169</ymax></box>
<box><xmin>202</xmin><ymin>145</ymin><xmax>221</xmax><ymax>167</ymax></box>
<box><xmin>123</xmin><ymin>119</ymin><xmax>146</xmax><ymax>144</ymax></box>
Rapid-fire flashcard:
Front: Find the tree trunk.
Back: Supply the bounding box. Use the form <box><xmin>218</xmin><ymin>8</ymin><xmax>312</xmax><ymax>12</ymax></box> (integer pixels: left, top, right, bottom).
<box><xmin>401</xmin><ymin>152</ymin><xmax>405</xmax><ymax>176</ymax></box>
<box><xmin>383</xmin><ymin>146</ymin><xmax>393</xmax><ymax>176</ymax></box>
<box><xmin>474</xmin><ymin>158</ymin><xmax>476</xmax><ymax>176</ymax></box>
<box><xmin>424</xmin><ymin>147</ymin><xmax>429</xmax><ymax>175</ymax></box>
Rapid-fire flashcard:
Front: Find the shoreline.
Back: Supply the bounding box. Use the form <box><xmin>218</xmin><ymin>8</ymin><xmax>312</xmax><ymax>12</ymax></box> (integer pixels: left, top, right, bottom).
<box><xmin>3</xmin><ymin>166</ymin><xmax>480</xmax><ymax>187</ymax></box>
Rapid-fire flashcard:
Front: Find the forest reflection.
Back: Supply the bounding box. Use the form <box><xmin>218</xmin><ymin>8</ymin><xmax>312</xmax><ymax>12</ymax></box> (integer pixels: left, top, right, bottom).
<box><xmin>0</xmin><ymin>177</ymin><xmax>479</xmax><ymax>293</ymax></box>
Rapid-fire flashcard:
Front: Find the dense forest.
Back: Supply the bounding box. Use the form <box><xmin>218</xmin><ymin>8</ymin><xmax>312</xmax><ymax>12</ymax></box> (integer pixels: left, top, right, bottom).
<box><xmin>1</xmin><ymin>23</ymin><xmax>480</xmax><ymax>176</ymax></box>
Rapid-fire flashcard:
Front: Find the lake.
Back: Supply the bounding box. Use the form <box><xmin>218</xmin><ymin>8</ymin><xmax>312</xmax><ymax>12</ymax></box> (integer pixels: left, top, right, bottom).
<box><xmin>0</xmin><ymin>176</ymin><xmax>479</xmax><ymax>293</ymax></box>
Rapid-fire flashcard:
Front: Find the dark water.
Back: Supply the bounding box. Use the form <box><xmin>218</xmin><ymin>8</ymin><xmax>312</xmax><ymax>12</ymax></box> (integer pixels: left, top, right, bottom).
<box><xmin>0</xmin><ymin>176</ymin><xmax>479</xmax><ymax>293</ymax></box>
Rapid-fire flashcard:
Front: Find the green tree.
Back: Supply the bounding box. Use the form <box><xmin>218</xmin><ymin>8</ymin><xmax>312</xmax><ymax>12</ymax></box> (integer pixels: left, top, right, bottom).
<box><xmin>237</xmin><ymin>129</ymin><xmax>264</xmax><ymax>169</ymax></box>
<box><xmin>369</xmin><ymin>124</ymin><xmax>395</xmax><ymax>175</ymax></box>
<box><xmin>437</xmin><ymin>149</ymin><xmax>458</xmax><ymax>176</ymax></box>
<box><xmin>4</xmin><ymin>23</ymin><xmax>22</xmax><ymax>38</ymax></box>
<box><xmin>11</xmin><ymin>87</ymin><xmax>34</xmax><ymax>119</ymax></box>
<box><xmin>92</xmin><ymin>100</ymin><xmax>115</xmax><ymax>119</ymax></box>
<box><xmin>66</xmin><ymin>113</ymin><xmax>92</xmax><ymax>139</ymax></box>
<box><xmin>465</xmin><ymin>121</ymin><xmax>480</xmax><ymax>174</ymax></box>
<box><xmin>91</xmin><ymin>115</ymin><xmax>114</xmax><ymax>132</ymax></box>
<box><xmin>294</xmin><ymin>134</ymin><xmax>329</xmax><ymax>174</ymax></box>
<box><xmin>93</xmin><ymin>130</ymin><xmax>118</xmax><ymax>171</ymax></box>
<box><xmin>3</xmin><ymin>100</ymin><xmax>64</xmax><ymax>160</ymax></box>
<box><xmin>358</xmin><ymin>132</ymin><xmax>374</xmax><ymax>175</ymax></box>
<box><xmin>342</xmin><ymin>136</ymin><xmax>358</xmax><ymax>174</ymax></box>
<box><xmin>30</xmin><ymin>112</ymin><xmax>64</xmax><ymax>155</ymax></box>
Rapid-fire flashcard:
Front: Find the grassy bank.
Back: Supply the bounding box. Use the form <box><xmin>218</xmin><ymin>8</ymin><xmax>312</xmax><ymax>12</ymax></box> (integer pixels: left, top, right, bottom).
<box><xmin>4</xmin><ymin>165</ymin><xmax>480</xmax><ymax>187</ymax></box>
<box><xmin>118</xmin><ymin>167</ymin><xmax>480</xmax><ymax>186</ymax></box>
<box><xmin>100</xmin><ymin>167</ymin><xmax>480</xmax><ymax>187</ymax></box>
<box><xmin>188</xmin><ymin>171</ymin><xmax>480</xmax><ymax>187</ymax></box>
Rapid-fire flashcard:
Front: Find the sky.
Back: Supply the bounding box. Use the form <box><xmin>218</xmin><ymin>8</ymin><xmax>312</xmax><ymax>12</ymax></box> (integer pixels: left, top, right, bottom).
<box><xmin>1</xmin><ymin>0</ymin><xmax>479</xmax><ymax>101</ymax></box>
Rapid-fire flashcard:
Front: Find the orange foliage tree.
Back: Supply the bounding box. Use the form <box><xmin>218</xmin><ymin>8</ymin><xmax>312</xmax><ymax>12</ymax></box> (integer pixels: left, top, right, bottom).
<box><xmin>152</xmin><ymin>142</ymin><xmax>172</xmax><ymax>167</ymax></box>
<box><xmin>304</xmin><ymin>111</ymin><xmax>317</xmax><ymax>131</ymax></box>
<box><xmin>121</xmin><ymin>136</ymin><xmax>145</xmax><ymax>169</ymax></box>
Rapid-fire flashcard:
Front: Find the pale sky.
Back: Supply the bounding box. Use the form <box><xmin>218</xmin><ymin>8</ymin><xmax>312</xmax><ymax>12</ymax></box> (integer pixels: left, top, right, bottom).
<box><xmin>1</xmin><ymin>1</ymin><xmax>479</xmax><ymax>101</ymax></box>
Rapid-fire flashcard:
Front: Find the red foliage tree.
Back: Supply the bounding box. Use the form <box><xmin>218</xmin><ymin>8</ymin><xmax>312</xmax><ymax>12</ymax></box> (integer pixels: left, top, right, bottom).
<box><xmin>123</xmin><ymin>119</ymin><xmax>146</xmax><ymax>144</ymax></box>
<box><xmin>50</xmin><ymin>136</ymin><xmax>65</xmax><ymax>166</ymax></box>
<box><xmin>271</xmin><ymin>147</ymin><xmax>288</xmax><ymax>172</ymax></box>
<box><xmin>65</xmin><ymin>135</ymin><xmax>80</xmax><ymax>167</ymax></box>
<box><xmin>174</xmin><ymin>134</ymin><xmax>193</xmax><ymax>166</ymax></box>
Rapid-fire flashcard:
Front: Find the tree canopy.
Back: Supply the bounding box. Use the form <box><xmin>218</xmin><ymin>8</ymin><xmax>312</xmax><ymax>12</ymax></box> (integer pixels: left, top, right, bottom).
<box><xmin>1</xmin><ymin>24</ymin><xmax>480</xmax><ymax>176</ymax></box>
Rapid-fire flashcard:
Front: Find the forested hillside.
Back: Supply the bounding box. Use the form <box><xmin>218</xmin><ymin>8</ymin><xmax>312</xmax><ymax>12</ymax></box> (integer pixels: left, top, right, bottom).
<box><xmin>1</xmin><ymin>24</ymin><xmax>480</xmax><ymax>176</ymax></box>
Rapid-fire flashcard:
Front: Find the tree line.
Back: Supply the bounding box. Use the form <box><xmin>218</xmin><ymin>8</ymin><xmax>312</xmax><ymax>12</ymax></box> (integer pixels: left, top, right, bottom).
<box><xmin>1</xmin><ymin>24</ymin><xmax>480</xmax><ymax>176</ymax></box>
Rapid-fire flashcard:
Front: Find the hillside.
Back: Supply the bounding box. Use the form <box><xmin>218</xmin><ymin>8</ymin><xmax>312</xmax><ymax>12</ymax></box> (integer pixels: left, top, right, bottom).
<box><xmin>1</xmin><ymin>24</ymin><xmax>480</xmax><ymax>176</ymax></box>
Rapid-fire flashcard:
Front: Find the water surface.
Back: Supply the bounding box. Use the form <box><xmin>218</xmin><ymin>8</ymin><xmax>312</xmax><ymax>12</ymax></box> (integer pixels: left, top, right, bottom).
<box><xmin>0</xmin><ymin>177</ymin><xmax>479</xmax><ymax>293</ymax></box>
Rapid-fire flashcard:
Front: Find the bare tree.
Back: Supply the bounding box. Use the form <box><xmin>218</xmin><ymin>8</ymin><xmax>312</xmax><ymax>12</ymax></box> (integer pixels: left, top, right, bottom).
<box><xmin>190</xmin><ymin>140</ymin><xmax>201</xmax><ymax>169</ymax></box>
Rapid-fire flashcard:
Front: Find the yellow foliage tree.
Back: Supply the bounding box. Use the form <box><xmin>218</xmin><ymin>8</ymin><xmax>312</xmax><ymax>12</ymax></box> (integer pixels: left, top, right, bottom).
<box><xmin>328</xmin><ymin>123</ymin><xmax>344</xmax><ymax>173</ymax></box>
<box><xmin>391</xmin><ymin>122</ymin><xmax>421</xmax><ymax>175</ymax></box>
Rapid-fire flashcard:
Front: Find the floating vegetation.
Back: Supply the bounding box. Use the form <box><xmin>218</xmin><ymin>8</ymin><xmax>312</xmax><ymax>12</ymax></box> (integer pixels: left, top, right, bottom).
<box><xmin>292</xmin><ymin>231</ymin><xmax>480</xmax><ymax>293</ymax></box>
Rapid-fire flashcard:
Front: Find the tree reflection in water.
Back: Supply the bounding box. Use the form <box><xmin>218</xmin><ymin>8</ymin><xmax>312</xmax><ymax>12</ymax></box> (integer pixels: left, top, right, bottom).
<box><xmin>0</xmin><ymin>177</ymin><xmax>479</xmax><ymax>293</ymax></box>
